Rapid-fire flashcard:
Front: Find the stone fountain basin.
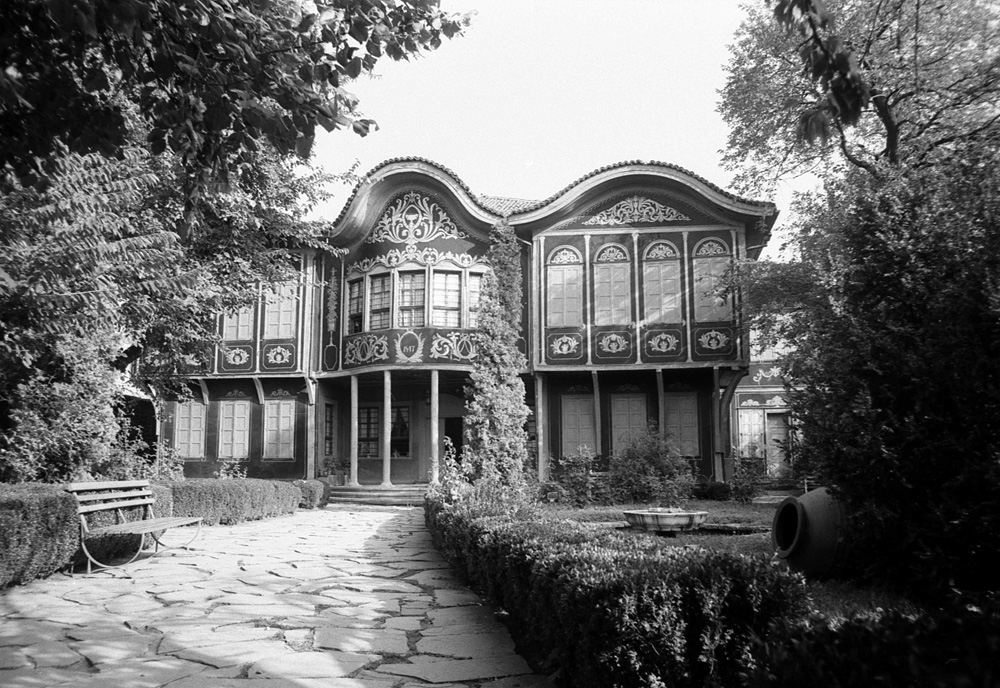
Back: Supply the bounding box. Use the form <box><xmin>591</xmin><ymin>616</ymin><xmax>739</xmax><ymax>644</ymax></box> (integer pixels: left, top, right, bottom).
<box><xmin>622</xmin><ymin>508</ymin><xmax>708</xmax><ymax>533</ymax></box>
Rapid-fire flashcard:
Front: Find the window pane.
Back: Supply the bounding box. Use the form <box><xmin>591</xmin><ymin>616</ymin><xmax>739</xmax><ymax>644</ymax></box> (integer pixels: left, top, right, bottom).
<box><xmin>358</xmin><ymin>408</ymin><xmax>379</xmax><ymax>458</ymax></box>
<box><xmin>547</xmin><ymin>265</ymin><xmax>583</xmax><ymax>327</ymax></box>
<box><xmin>432</xmin><ymin>272</ymin><xmax>461</xmax><ymax>327</ymax></box>
<box><xmin>174</xmin><ymin>402</ymin><xmax>206</xmax><ymax>459</ymax></box>
<box><xmin>390</xmin><ymin>406</ymin><xmax>409</xmax><ymax>457</ymax></box>
<box><xmin>324</xmin><ymin>403</ymin><xmax>335</xmax><ymax>456</ymax></box>
<box><xmin>693</xmin><ymin>257</ymin><xmax>732</xmax><ymax>321</ymax></box>
<box><xmin>264</xmin><ymin>400</ymin><xmax>295</xmax><ymax>459</ymax></box>
<box><xmin>643</xmin><ymin>262</ymin><xmax>682</xmax><ymax>323</ymax></box>
<box><xmin>397</xmin><ymin>272</ymin><xmax>426</xmax><ymax>328</ymax></box>
<box><xmin>348</xmin><ymin>280</ymin><xmax>363</xmax><ymax>334</ymax></box>
<box><xmin>264</xmin><ymin>283</ymin><xmax>297</xmax><ymax>339</ymax></box>
<box><xmin>369</xmin><ymin>275</ymin><xmax>391</xmax><ymax>330</ymax></box>
<box><xmin>468</xmin><ymin>273</ymin><xmax>482</xmax><ymax>328</ymax></box>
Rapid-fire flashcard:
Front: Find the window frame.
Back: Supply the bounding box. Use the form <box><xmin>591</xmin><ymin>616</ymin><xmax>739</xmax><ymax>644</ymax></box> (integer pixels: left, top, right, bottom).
<box><xmin>431</xmin><ymin>271</ymin><xmax>462</xmax><ymax>328</ymax></box>
<box><xmin>546</xmin><ymin>246</ymin><xmax>584</xmax><ymax>328</ymax></box>
<box><xmin>397</xmin><ymin>270</ymin><xmax>426</xmax><ymax>328</ymax></box>
<box><xmin>368</xmin><ymin>273</ymin><xmax>391</xmax><ymax>331</ymax></box>
<box><xmin>692</xmin><ymin>239</ymin><xmax>733</xmax><ymax>322</ymax></box>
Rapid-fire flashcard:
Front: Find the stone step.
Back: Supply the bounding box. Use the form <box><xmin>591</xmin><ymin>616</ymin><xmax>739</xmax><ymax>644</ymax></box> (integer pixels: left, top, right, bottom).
<box><xmin>325</xmin><ymin>484</ymin><xmax>430</xmax><ymax>507</ymax></box>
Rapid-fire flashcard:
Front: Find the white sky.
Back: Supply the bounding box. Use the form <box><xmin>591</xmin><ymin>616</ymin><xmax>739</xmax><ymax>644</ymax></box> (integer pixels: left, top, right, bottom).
<box><xmin>310</xmin><ymin>0</ymin><xmax>797</xmax><ymax>257</ymax></box>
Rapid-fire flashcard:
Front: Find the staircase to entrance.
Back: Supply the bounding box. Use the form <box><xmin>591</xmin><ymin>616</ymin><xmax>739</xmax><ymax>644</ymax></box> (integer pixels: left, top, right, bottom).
<box><xmin>324</xmin><ymin>483</ymin><xmax>429</xmax><ymax>507</ymax></box>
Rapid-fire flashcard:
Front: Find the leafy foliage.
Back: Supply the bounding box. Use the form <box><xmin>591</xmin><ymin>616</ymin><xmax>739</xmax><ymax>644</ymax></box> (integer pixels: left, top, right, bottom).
<box><xmin>463</xmin><ymin>220</ymin><xmax>531</xmax><ymax>491</ymax></box>
<box><xmin>608</xmin><ymin>430</ymin><xmax>695</xmax><ymax>506</ymax></box>
<box><xmin>0</xmin><ymin>0</ymin><xmax>470</xmax><ymax>194</ymax></box>
<box><xmin>723</xmin><ymin>1</ymin><xmax>1000</xmax><ymax>192</ymax></box>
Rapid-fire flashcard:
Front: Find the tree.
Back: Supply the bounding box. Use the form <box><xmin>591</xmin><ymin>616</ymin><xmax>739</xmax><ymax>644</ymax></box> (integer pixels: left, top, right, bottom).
<box><xmin>722</xmin><ymin>1</ymin><xmax>1000</xmax><ymax>193</ymax></box>
<box><xmin>0</xmin><ymin>0</ymin><xmax>469</xmax><ymax>205</ymax></box>
<box><xmin>462</xmin><ymin>220</ymin><xmax>530</xmax><ymax>489</ymax></box>
<box><xmin>725</xmin><ymin>1</ymin><xmax>1000</xmax><ymax>597</ymax></box>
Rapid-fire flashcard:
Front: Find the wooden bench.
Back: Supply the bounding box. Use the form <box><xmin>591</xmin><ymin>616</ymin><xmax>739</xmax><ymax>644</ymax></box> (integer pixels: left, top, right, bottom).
<box><xmin>66</xmin><ymin>480</ymin><xmax>202</xmax><ymax>573</ymax></box>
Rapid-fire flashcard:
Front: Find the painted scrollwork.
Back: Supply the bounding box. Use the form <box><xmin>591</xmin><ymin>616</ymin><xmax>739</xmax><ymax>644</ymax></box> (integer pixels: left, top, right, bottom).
<box><xmin>395</xmin><ymin>330</ymin><xmax>426</xmax><ymax>364</ymax></box>
<box><xmin>430</xmin><ymin>332</ymin><xmax>478</xmax><ymax>361</ymax></box>
<box><xmin>594</xmin><ymin>245</ymin><xmax>629</xmax><ymax>263</ymax></box>
<box><xmin>223</xmin><ymin>347</ymin><xmax>250</xmax><ymax>366</ymax></box>
<box><xmin>344</xmin><ymin>333</ymin><xmax>390</xmax><ymax>365</ymax></box>
<box><xmin>598</xmin><ymin>333</ymin><xmax>630</xmax><ymax>354</ymax></box>
<box><xmin>265</xmin><ymin>346</ymin><xmax>293</xmax><ymax>365</ymax></box>
<box><xmin>752</xmin><ymin>366</ymin><xmax>782</xmax><ymax>383</ymax></box>
<box><xmin>349</xmin><ymin>246</ymin><xmax>489</xmax><ymax>274</ymax></box>
<box><xmin>367</xmin><ymin>191</ymin><xmax>468</xmax><ymax>245</ymax></box>
<box><xmin>584</xmin><ymin>196</ymin><xmax>691</xmax><ymax>225</ymax></box>
<box><xmin>697</xmin><ymin>329</ymin><xmax>731</xmax><ymax>350</ymax></box>
<box><xmin>548</xmin><ymin>247</ymin><xmax>582</xmax><ymax>265</ymax></box>
<box><xmin>695</xmin><ymin>239</ymin><xmax>728</xmax><ymax>256</ymax></box>
<box><xmin>550</xmin><ymin>334</ymin><xmax>581</xmax><ymax>356</ymax></box>
<box><xmin>648</xmin><ymin>332</ymin><xmax>680</xmax><ymax>353</ymax></box>
<box><xmin>644</xmin><ymin>241</ymin><xmax>679</xmax><ymax>260</ymax></box>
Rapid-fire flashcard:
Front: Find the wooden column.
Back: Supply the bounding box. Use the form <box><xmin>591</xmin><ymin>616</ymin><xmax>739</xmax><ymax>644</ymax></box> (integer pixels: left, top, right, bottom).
<box><xmin>430</xmin><ymin>369</ymin><xmax>440</xmax><ymax>484</ymax></box>
<box><xmin>535</xmin><ymin>372</ymin><xmax>549</xmax><ymax>481</ymax></box>
<box><xmin>349</xmin><ymin>375</ymin><xmax>359</xmax><ymax>486</ymax></box>
<box><xmin>711</xmin><ymin>366</ymin><xmax>723</xmax><ymax>482</ymax></box>
<box><xmin>381</xmin><ymin>370</ymin><xmax>392</xmax><ymax>486</ymax></box>
<box><xmin>657</xmin><ymin>368</ymin><xmax>666</xmax><ymax>437</ymax></box>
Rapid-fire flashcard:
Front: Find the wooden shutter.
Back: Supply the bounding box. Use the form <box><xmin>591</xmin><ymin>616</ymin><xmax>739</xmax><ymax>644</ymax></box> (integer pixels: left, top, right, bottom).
<box><xmin>643</xmin><ymin>262</ymin><xmax>682</xmax><ymax>323</ymax></box>
<box><xmin>611</xmin><ymin>394</ymin><xmax>647</xmax><ymax>453</ymax></box>
<box><xmin>219</xmin><ymin>400</ymin><xmax>251</xmax><ymax>459</ymax></box>
<box><xmin>663</xmin><ymin>393</ymin><xmax>699</xmax><ymax>456</ymax></box>
<box><xmin>263</xmin><ymin>400</ymin><xmax>295</xmax><ymax>459</ymax></box>
<box><xmin>561</xmin><ymin>395</ymin><xmax>596</xmax><ymax>457</ymax></box>
<box><xmin>174</xmin><ymin>402</ymin><xmax>206</xmax><ymax>459</ymax></box>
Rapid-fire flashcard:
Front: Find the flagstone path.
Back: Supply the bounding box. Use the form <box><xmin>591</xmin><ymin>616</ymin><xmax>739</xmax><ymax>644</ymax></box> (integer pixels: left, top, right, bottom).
<box><xmin>0</xmin><ymin>505</ymin><xmax>553</xmax><ymax>688</ymax></box>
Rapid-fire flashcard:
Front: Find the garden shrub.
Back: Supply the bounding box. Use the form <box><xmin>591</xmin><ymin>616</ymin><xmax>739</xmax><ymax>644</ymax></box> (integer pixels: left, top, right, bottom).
<box><xmin>554</xmin><ymin>447</ymin><xmax>594</xmax><ymax>505</ymax></box>
<box><xmin>0</xmin><ymin>483</ymin><xmax>78</xmax><ymax>588</ymax></box>
<box><xmin>166</xmin><ymin>478</ymin><xmax>299</xmax><ymax>525</ymax></box>
<box><xmin>294</xmin><ymin>479</ymin><xmax>326</xmax><ymax>509</ymax></box>
<box><xmin>608</xmin><ymin>430</ymin><xmax>695</xmax><ymax>505</ymax></box>
<box><xmin>425</xmin><ymin>493</ymin><xmax>809</xmax><ymax>688</ymax></box>
<box><xmin>693</xmin><ymin>480</ymin><xmax>732</xmax><ymax>501</ymax></box>
<box><xmin>747</xmin><ymin>603</ymin><xmax>1000</xmax><ymax>687</ymax></box>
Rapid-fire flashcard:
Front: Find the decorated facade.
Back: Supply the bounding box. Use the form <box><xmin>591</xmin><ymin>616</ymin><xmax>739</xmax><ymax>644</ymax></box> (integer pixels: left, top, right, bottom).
<box><xmin>159</xmin><ymin>159</ymin><xmax>777</xmax><ymax>484</ymax></box>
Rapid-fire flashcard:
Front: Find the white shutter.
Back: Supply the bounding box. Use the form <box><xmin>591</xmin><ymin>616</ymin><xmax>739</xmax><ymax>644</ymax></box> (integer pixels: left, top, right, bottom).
<box><xmin>643</xmin><ymin>262</ymin><xmax>681</xmax><ymax>323</ymax></box>
<box><xmin>611</xmin><ymin>394</ymin><xmax>647</xmax><ymax>453</ymax></box>
<box><xmin>174</xmin><ymin>402</ymin><xmax>206</xmax><ymax>459</ymax></box>
<box><xmin>561</xmin><ymin>395</ymin><xmax>596</xmax><ymax>457</ymax></box>
<box><xmin>219</xmin><ymin>400</ymin><xmax>251</xmax><ymax>459</ymax></box>
<box><xmin>264</xmin><ymin>400</ymin><xmax>295</xmax><ymax>459</ymax></box>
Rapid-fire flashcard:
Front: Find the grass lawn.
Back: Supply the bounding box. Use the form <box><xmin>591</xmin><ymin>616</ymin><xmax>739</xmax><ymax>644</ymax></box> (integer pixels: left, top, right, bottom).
<box><xmin>540</xmin><ymin>498</ymin><xmax>924</xmax><ymax>621</ymax></box>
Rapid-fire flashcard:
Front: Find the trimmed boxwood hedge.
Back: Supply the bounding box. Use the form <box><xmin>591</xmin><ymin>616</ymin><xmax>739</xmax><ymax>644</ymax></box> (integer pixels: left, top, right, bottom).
<box><xmin>0</xmin><ymin>483</ymin><xmax>79</xmax><ymax>588</ymax></box>
<box><xmin>164</xmin><ymin>478</ymin><xmax>301</xmax><ymax>525</ymax></box>
<box><xmin>425</xmin><ymin>495</ymin><xmax>810</xmax><ymax>688</ymax></box>
<box><xmin>293</xmin><ymin>479</ymin><xmax>326</xmax><ymax>509</ymax></box>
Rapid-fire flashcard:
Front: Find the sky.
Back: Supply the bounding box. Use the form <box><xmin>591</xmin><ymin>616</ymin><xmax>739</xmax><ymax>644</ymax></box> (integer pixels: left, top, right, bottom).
<box><xmin>309</xmin><ymin>0</ymin><xmax>794</xmax><ymax>255</ymax></box>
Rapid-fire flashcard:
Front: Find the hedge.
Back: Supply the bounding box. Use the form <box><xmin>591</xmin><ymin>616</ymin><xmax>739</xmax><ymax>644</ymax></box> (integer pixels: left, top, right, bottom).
<box><xmin>293</xmin><ymin>479</ymin><xmax>326</xmax><ymax>509</ymax></box>
<box><xmin>425</xmin><ymin>495</ymin><xmax>809</xmax><ymax>688</ymax></box>
<box><xmin>164</xmin><ymin>478</ymin><xmax>301</xmax><ymax>525</ymax></box>
<box><xmin>0</xmin><ymin>483</ymin><xmax>79</xmax><ymax>588</ymax></box>
<box><xmin>747</xmin><ymin>603</ymin><xmax>1000</xmax><ymax>687</ymax></box>
<box><xmin>1</xmin><ymin>478</ymin><xmax>313</xmax><ymax>588</ymax></box>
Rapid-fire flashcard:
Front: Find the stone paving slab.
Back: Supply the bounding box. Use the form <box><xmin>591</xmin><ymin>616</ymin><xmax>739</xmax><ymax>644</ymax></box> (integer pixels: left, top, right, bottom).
<box><xmin>0</xmin><ymin>505</ymin><xmax>554</xmax><ymax>688</ymax></box>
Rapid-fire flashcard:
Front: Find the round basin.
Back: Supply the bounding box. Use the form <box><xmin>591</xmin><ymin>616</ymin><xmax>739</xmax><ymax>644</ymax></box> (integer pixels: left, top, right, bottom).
<box><xmin>623</xmin><ymin>508</ymin><xmax>708</xmax><ymax>533</ymax></box>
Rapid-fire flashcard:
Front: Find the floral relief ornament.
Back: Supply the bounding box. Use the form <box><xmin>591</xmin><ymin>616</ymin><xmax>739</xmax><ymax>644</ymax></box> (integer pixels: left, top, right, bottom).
<box><xmin>550</xmin><ymin>335</ymin><xmax>581</xmax><ymax>356</ymax></box>
<box><xmin>266</xmin><ymin>346</ymin><xmax>293</xmax><ymax>365</ymax></box>
<box><xmin>599</xmin><ymin>333</ymin><xmax>629</xmax><ymax>354</ymax></box>
<box><xmin>648</xmin><ymin>332</ymin><xmax>680</xmax><ymax>353</ymax></box>
<box><xmin>224</xmin><ymin>347</ymin><xmax>250</xmax><ymax>366</ymax></box>
<box><xmin>345</xmin><ymin>334</ymin><xmax>389</xmax><ymax>365</ymax></box>
<box><xmin>584</xmin><ymin>196</ymin><xmax>691</xmax><ymax>225</ymax></box>
<box><xmin>698</xmin><ymin>330</ymin><xmax>731</xmax><ymax>350</ymax></box>
<box><xmin>430</xmin><ymin>332</ymin><xmax>477</xmax><ymax>361</ymax></box>
<box><xmin>367</xmin><ymin>192</ymin><xmax>468</xmax><ymax>245</ymax></box>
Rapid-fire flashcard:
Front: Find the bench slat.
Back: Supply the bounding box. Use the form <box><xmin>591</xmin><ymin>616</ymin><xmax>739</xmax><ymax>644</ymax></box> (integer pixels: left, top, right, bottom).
<box><xmin>74</xmin><ymin>489</ymin><xmax>153</xmax><ymax>503</ymax></box>
<box><xmin>66</xmin><ymin>480</ymin><xmax>150</xmax><ymax>492</ymax></box>
<box><xmin>91</xmin><ymin>517</ymin><xmax>202</xmax><ymax>536</ymax></box>
<box><xmin>77</xmin><ymin>497</ymin><xmax>154</xmax><ymax>514</ymax></box>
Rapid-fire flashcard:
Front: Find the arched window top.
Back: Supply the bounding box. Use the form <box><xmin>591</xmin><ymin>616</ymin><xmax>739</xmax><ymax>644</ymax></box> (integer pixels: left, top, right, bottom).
<box><xmin>693</xmin><ymin>238</ymin><xmax>730</xmax><ymax>257</ymax></box>
<box><xmin>593</xmin><ymin>243</ymin><xmax>630</xmax><ymax>263</ymax></box>
<box><xmin>548</xmin><ymin>245</ymin><xmax>583</xmax><ymax>265</ymax></box>
<box><xmin>643</xmin><ymin>240</ymin><xmax>680</xmax><ymax>261</ymax></box>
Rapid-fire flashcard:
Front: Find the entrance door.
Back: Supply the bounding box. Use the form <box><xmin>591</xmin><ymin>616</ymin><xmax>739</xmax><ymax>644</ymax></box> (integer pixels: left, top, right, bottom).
<box><xmin>561</xmin><ymin>395</ymin><xmax>596</xmax><ymax>457</ymax></box>
<box><xmin>611</xmin><ymin>394</ymin><xmax>647</xmax><ymax>454</ymax></box>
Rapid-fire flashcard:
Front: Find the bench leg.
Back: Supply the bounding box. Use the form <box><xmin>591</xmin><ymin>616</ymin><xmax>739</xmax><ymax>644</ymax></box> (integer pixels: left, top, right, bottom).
<box><xmin>149</xmin><ymin>521</ymin><xmax>202</xmax><ymax>553</ymax></box>
<box><xmin>80</xmin><ymin>532</ymin><xmax>147</xmax><ymax>573</ymax></box>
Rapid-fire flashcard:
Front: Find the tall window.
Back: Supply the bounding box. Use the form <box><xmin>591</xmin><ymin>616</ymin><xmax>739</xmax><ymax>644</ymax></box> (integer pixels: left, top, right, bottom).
<box><xmin>218</xmin><ymin>400</ymin><xmax>251</xmax><ymax>460</ymax></box>
<box><xmin>663</xmin><ymin>393</ymin><xmax>699</xmax><ymax>456</ymax></box>
<box><xmin>693</xmin><ymin>239</ymin><xmax>732</xmax><ymax>322</ymax></box>
<box><xmin>397</xmin><ymin>271</ymin><xmax>426</xmax><ymax>327</ymax></box>
<box><xmin>593</xmin><ymin>245</ymin><xmax>631</xmax><ymax>326</ymax></box>
<box><xmin>368</xmin><ymin>274</ymin><xmax>391</xmax><ymax>330</ymax></box>
<box><xmin>264</xmin><ymin>283</ymin><xmax>297</xmax><ymax>339</ymax></box>
<box><xmin>546</xmin><ymin>246</ymin><xmax>583</xmax><ymax>327</ymax></box>
<box><xmin>390</xmin><ymin>406</ymin><xmax>410</xmax><ymax>458</ymax></box>
<box><xmin>468</xmin><ymin>273</ymin><xmax>483</xmax><ymax>328</ymax></box>
<box><xmin>222</xmin><ymin>307</ymin><xmax>254</xmax><ymax>341</ymax></box>
<box><xmin>348</xmin><ymin>280</ymin><xmax>363</xmax><ymax>334</ymax></box>
<box><xmin>561</xmin><ymin>395</ymin><xmax>596</xmax><ymax>457</ymax></box>
<box><xmin>643</xmin><ymin>241</ymin><xmax>682</xmax><ymax>323</ymax></box>
<box><xmin>174</xmin><ymin>402</ymin><xmax>206</xmax><ymax>459</ymax></box>
<box><xmin>358</xmin><ymin>408</ymin><xmax>379</xmax><ymax>458</ymax></box>
<box><xmin>432</xmin><ymin>272</ymin><xmax>461</xmax><ymax>327</ymax></box>
<box><xmin>263</xmin><ymin>400</ymin><xmax>295</xmax><ymax>459</ymax></box>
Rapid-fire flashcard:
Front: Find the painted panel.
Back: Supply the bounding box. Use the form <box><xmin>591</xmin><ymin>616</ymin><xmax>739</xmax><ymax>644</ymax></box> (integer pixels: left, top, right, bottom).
<box><xmin>641</xmin><ymin>327</ymin><xmax>687</xmax><ymax>362</ymax></box>
<box><xmin>592</xmin><ymin>328</ymin><xmax>636</xmax><ymax>364</ymax></box>
<box><xmin>545</xmin><ymin>329</ymin><xmax>587</xmax><ymax>364</ymax></box>
<box><xmin>218</xmin><ymin>344</ymin><xmax>255</xmax><ymax>373</ymax></box>
<box><xmin>261</xmin><ymin>342</ymin><xmax>297</xmax><ymax>371</ymax></box>
<box><xmin>342</xmin><ymin>328</ymin><xmax>479</xmax><ymax>368</ymax></box>
<box><xmin>692</xmin><ymin>327</ymin><xmax>736</xmax><ymax>359</ymax></box>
